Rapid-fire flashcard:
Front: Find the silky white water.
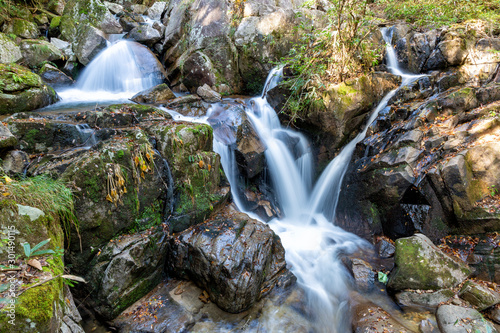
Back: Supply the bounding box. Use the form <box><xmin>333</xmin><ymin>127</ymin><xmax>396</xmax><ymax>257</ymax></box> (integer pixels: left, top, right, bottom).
<box><xmin>208</xmin><ymin>28</ymin><xmax>423</xmax><ymax>332</ymax></box>
<box><xmin>56</xmin><ymin>40</ymin><xmax>164</xmax><ymax>104</ymax></box>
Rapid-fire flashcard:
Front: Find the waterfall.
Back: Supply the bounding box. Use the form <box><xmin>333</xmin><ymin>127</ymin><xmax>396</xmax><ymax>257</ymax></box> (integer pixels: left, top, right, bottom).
<box><xmin>56</xmin><ymin>40</ymin><xmax>165</xmax><ymax>104</ymax></box>
<box><xmin>208</xmin><ymin>28</ymin><xmax>424</xmax><ymax>332</ymax></box>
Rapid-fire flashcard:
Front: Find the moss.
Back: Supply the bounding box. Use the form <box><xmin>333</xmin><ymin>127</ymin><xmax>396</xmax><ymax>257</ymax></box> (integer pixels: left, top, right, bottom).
<box><xmin>16</xmin><ymin>281</ymin><xmax>59</xmax><ymax>324</ymax></box>
<box><xmin>49</xmin><ymin>16</ymin><xmax>61</xmax><ymax>29</ymax></box>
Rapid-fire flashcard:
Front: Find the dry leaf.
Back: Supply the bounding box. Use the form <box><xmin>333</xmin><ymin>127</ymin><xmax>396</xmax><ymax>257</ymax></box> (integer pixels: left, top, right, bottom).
<box><xmin>27</xmin><ymin>259</ymin><xmax>43</xmax><ymax>271</ymax></box>
<box><xmin>198</xmin><ymin>160</ymin><xmax>205</xmax><ymax>168</ymax></box>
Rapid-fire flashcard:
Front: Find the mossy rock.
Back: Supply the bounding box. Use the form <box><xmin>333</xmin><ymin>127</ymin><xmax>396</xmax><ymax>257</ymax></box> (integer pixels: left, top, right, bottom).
<box><xmin>459</xmin><ymin>280</ymin><xmax>500</xmax><ymax>311</ymax></box>
<box><xmin>61</xmin><ymin>130</ymin><xmax>170</xmax><ymax>273</ymax></box>
<box><xmin>2</xmin><ymin>18</ymin><xmax>39</xmax><ymax>39</ymax></box>
<box><xmin>19</xmin><ymin>39</ymin><xmax>64</xmax><ymax>68</ymax></box>
<box><xmin>0</xmin><ymin>33</ymin><xmax>23</xmax><ymax>64</ymax></box>
<box><xmin>388</xmin><ymin>233</ymin><xmax>471</xmax><ymax>291</ymax></box>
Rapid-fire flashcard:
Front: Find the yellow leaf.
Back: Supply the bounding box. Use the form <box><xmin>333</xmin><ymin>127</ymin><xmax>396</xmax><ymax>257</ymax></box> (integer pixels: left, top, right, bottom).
<box><xmin>3</xmin><ymin>176</ymin><xmax>12</xmax><ymax>184</ymax></box>
<box><xmin>208</xmin><ymin>164</ymin><xmax>211</xmax><ymax>171</ymax></box>
<box><xmin>111</xmin><ymin>189</ymin><xmax>117</xmax><ymax>197</ymax></box>
<box><xmin>141</xmin><ymin>164</ymin><xmax>148</xmax><ymax>171</ymax></box>
<box><xmin>146</xmin><ymin>153</ymin><xmax>151</xmax><ymax>161</ymax></box>
<box><xmin>134</xmin><ymin>156</ymin><xmax>140</xmax><ymax>167</ymax></box>
<box><xmin>141</xmin><ymin>171</ymin><xmax>145</xmax><ymax>179</ymax></box>
<box><xmin>106</xmin><ymin>194</ymin><xmax>113</xmax><ymax>202</ymax></box>
<box><xmin>2</xmin><ymin>193</ymin><xmax>10</xmax><ymax>197</ymax></box>
<box><xmin>198</xmin><ymin>160</ymin><xmax>205</xmax><ymax>168</ymax></box>
<box><xmin>123</xmin><ymin>187</ymin><xmax>127</xmax><ymax>194</ymax></box>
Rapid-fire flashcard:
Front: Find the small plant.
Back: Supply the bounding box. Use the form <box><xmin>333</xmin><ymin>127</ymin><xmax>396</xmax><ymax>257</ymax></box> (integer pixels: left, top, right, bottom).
<box><xmin>488</xmin><ymin>185</ymin><xmax>498</xmax><ymax>197</ymax></box>
<box><xmin>22</xmin><ymin>239</ymin><xmax>55</xmax><ymax>259</ymax></box>
<box><xmin>377</xmin><ymin>271</ymin><xmax>388</xmax><ymax>284</ymax></box>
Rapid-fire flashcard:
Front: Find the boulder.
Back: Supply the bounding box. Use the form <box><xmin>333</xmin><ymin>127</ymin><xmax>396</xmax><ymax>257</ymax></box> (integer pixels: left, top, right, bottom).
<box><xmin>146</xmin><ymin>1</ymin><xmax>167</xmax><ymax>21</ymax></box>
<box><xmin>395</xmin><ymin>289</ymin><xmax>455</xmax><ymax>308</ymax></box>
<box><xmin>0</xmin><ymin>123</ymin><xmax>17</xmax><ymax>149</ymax></box>
<box><xmin>74</xmin><ymin>24</ymin><xmax>108</xmax><ymax>66</ymax></box>
<box><xmin>0</xmin><ymin>63</ymin><xmax>59</xmax><ymax>114</ymax></box>
<box><xmin>19</xmin><ymin>39</ymin><xmax>64</xmax><ymax>68</ymax></box>
<box><xmin>2</xmin><ymin>18</ymin><xmax>39</xmax><ymax>39</ymax></box>
<box><xmin>129</xmin><ymin>25</ymin><xmax>162</xmax><ymax>46</ymax></box>
<box><xmin>84</xmin><ymin>228</ymin><xmax>167</xmax><ymax>320</ymax></box>
<box><xmin>178</xmin><ymin>51</ymin><xmax>216</xmax><ymax>93</ymax></box>
<box><xmin>459</xmin><ymin>280</ymin><xmax>500</xmax><ymax>311</ymax></box>
<box><xmin>197</xmin><ymin>83</ymin><xmax>221</xmax><ymax>102</ymax></box>
<box><xmin>50</xmin><ymin>37</ymin><xmax>75</xmax><ymax>61</ymax></box>
<box><xmin>130</xmin><ymin>83</ymin><xmax>175</xmax><ymax>104</ymax></box>
<box><xmin>388</xmin><ymin>234</ymin><xmax>470</xmax><ymax>290</ymax></box>
<box><xmin>1</xmin><ymin>150</ymin><xmax>29</xmax><ymax>174</ymax></box>
<box><xmin>103</xmin><ymin>1</ymin><xmax>123</xmax><ymax>15</ymax></box>
<box><xmin>118</xmin><ymin>13</ymin><xmax>145</xmax><ymax>32</ymax></box>
<box><xmin>0</xmin><ymin>33</ymin><xmax>22</xmax><ymax>63</ymax></box>
<box><xmin>436</xmin><ymin>305</ymin><xmax>497</xmax><ymax>333</ymax></box>
<box><xmin>48</xmin><ymin>0</ymin><xmax>66</xmax><ymax>16</ymax></box>
<box><xmin>39</xmin><ymin>63</ymin><xmax>74</xmax><ymax>86</ymax></box>
<box><xmin>166</xmin><ymin>208</ymin><xmax>288</xmax><ymax>313</ymax></box>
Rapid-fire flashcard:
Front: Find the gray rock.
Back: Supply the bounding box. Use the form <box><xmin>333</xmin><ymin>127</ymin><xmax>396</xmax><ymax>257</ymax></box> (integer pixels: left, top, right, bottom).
<box><xmin>1</xmin><ymin>150</ymin><xmax>28</xmax><ymax>174</ymax></box>
<box><xmin>0</xmin><ymin>33</ymin><xmax>22</xmax><ymax>64</ymax></box>
<box><xmin>351</xmin><ymin>258</ymin><xmax>376</xmax><ymax>292</ymax></box>
<box><xmin>166</xmin><ymin>209</ymin><xmax>288</xmax><ymax>313</ymax></box>
<box><xmin>39</xmin><ymin>63</ymin><xmax>74</xmax><ymax>86</ymax></box>
<box><xmin>146</xmin><ymin>1</ymin><xmax>167</xmax><ymax>20</ymax></box>
<box><xmin>438</xmin><ymin>38</ymin><xmax>467</xmax><ymax>66</ymax></box>
<box><xmin>197</xmin><ymin>83</ymin><xmax>221</xmax><ymax>102</ymax></box>
<box><xmin>103</xmin><ymin>1</ymin><xmax>123</xmax><ymax>15</ymax></box>
<box><xmin>131</xmin><ymin>83</ymin><xmax>175</xmax><ymax>104</ymax></box>
<box><xmin>131</xmin><ymin>4</ymin><xmax>148</xmax><ymax>14</ymax></box>
<box><xmin>2</xmin><ymin>18</ymin><xmax>39</xmax><ymax>39</ymax></box>
<box><xmin>0</xmin><ymin>123</ymin><xmax>17</xmax><ymax>149</ymax></box>
<box><xmin>377</xmin><ymin>238</ymin><xmax>396</xmax><ymax>258</ymax></box>
<box><xmin>436</xmin><ymin>305</ymin><xmax>498</xmax><ymax>333</ymax></box>
<box><xmin>388</xmin><ymin>234</ymin><xmax>470</xmax><ymax>291</ymax></box>
<box><xmin>486</xmin><ymin>305</ymin><xmax>500</xmax><ymax>325</ymax></box>
<box><xmin>459</xmin><ymin>280</ymin><xmax>500</xmax><ymax>311</ymax></box>
<box><xmin>129</xmin><ymin>25</ymin><xmax>162</xmax><ymax>46</ymax></box>
<box><xmin>396</xmin><ymin>289</ymin><xmax>455</xmax><ymax>308</ymax></box>
<box><xmin>180</xmin><ymin>51</ymin><xmax>216</xmax><ymax>93</ymax></box>
<box><xmin>74</xmin><ymin>24</ymin><xmax>107</xmax><ymax>66</ymax></box>
<box><xmin>118</xmin><ymin>13</ymin><xmax>144</xmax><ymax>32</ymax></box>
<box><xmin>50</xmin><ymin>37</ymin><xmax>75</xmax><ymax>60</ymax></box>
<box><xmin>48</xmin><ymin>0</ymin><xmax>66</xmax><ymax>16</ymax></box>
<box><xmin>19</xmin><ymin>39</ymin><xmax>64</xmax><ymax>68</ymax></box>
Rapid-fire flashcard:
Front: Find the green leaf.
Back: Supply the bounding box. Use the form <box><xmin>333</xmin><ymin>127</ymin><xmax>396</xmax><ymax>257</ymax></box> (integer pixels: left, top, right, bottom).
<box><xmin>31</xmin><ymin>238</ymin><xmax>51</xmax><ymax>253</ymax></box>
<box><xmin>31</xmin><ymin>249</ymin><xmax>55</xmax><ymax>256</ymax></box>
<box><xmin>0</xmin><ymin>283</ymin><xmax>9</xmax><ymax>293</ymax></box>
<box><xmin>22</xmin><ymin>242</ymin><xmax>31</xmax><ymax>258</ymax></box>
<box><xmin>377</xmin><ymin>271</ymin><xmax>388</xmax><ymax>284</ymax></box>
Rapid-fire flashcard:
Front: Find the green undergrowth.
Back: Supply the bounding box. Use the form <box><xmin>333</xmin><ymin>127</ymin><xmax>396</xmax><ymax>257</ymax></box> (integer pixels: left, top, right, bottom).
<box><xmin>378</xmin><ymin>0</ymin><xmax>500</xmax><ymax>29</ymax></box>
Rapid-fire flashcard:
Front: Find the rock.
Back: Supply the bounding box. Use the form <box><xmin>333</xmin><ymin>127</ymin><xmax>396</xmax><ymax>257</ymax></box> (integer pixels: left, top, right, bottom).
<box><xmin>50</xmin><ymin>37</ymin><xmax>75</xmax><ymax>60</ymax></box>
<box><xmin>84</xmin><ymin>228</ymin><xmax>167</xmax><ymax>320</ymax></box>
<box><xmin>103</xmin><ymin>1</ymin><xmax>123</xmax><ymax>14</ymax></box>
<box><xmin>376</xmin><ymin>238</ymin><xmax>396</xmax><ymax>258</ymax></box>
<box><xmin>0</xmin><ymin>33</ymin><xmax>22</xmax><ymax>63</ymax></box>
<box><xmin>166</xmin><ymin>208</ymin><xmax>288</xmax><ymax>313</ymax></box>
<box><xmin>74</xmin><ymin>24</ymin><xmax>108</xmax><ymax>66</ymax></box>
<box><xmin>129</xmin><ymin>25</ymin><xmax>162</xmax><ymax>46</ymax></box>
<box><xmin>2</xmin><ymin>18</ymin><xmax>39</xmax><ymax>39</ymax></box>
<box><xmin>0</xmin><ymin>63</ymin><xmax>59</xmax><ymax>114</ymax></box>
<box><xmin>197</xmin><ymin>83</ymin><xmax>221</xmax><ymax>103</ymax></box>
<box><xmin>179</xmin><ymin>51</ymin><xmax>216</xmax><ymax>93</ymax></box>
<box><xmin>396</xmin><ymin>289</ymin><xmax>455</xmax><ymax>308</ymax></box>
<box><xmin>388</xmin><ymin>234</ymin><xmax>470</xmax><ymax>291</ymax></box>
<box><xmin>39</xmin><ymin>63</ymin><xmax>74</xmax><ymax>86</ymax></box>
<box><xmin>436</xmin><ymin>305</ymin><xmax>498</xmax><ymax>333</ymax></box>
<box><xmin>20</xmin><ymin>39</ymin><xmax>64</xmax><ymax>68</ymax></box>
<box><xmin>1</xmin><ymin>150</ymin><xmax>28</xmax><ymax>174</ymax></box>
<box><xmin>353</xmin><ymin>303</ymin><xmax>413</xmax><ymax>332</ymax></box>
<box><xmin>60</xmin><ymin>131</ymin><xmax>172</xmax><ymax>273</ymax></box>
<box><xmin>146</xmin><ymin>1</ymin><xmax>167</xmax><ymax>20</ymax></box>
<box><xmin>486</xmin><ymin>305</ymin><xmax>500</xmax><ymax>325</ymax></box>
<box><xmin>166</xmin><ymin>94</ymin><xmax>202</xmax><ymax>107</ymax></box>
<box><xmin>130</xmin><ymin>83</ymin><xmax>175</xmax><ymax>104</ymax></box>
<box><xmin>438</xmin><ymin>37</ymin><xmax>467</xmax><ymax>67</ymax></box>
<box><xmin>147</xmin><ymin>122</ymin><xmax>229</xmax><ymax>232</ymax></box>
<box><xmin>131</xmin><ymin>4</ymin><xmax>148</xmax><ymax>14</ymax></box>
<box><xmin>48</xmin><ymin>0</ymin><xmax>66</xmax><ymax>16</ymax></box>
<box><xmin>119</xmin><ymin>13</ymin><xmax>145</xmax><ymax>32</ymax></box>
<box><xmin>350</xmin><ymin>258</ymin><xmax>376</xmax><ymax>292</ymax></box>
<box><xmin>34</xmin><ymin>13</ymin><xmax>50</xmax><ymax>25</ymax></box>
<box><xmin>0</xmin><ymin>123</ymin><xmax>17</xmax><ymax>149</ymax></box>
<box><xmin>459</xmin><ymin>280</ymin><xmax>500</xmax><ymax>311</ymax></box>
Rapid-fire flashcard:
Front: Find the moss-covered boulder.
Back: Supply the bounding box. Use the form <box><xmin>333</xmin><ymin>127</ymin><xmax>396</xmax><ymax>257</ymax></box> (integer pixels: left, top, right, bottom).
<box><xmin>61</xmin><ymin>130</ymin><xmax>171</xmax><ymax>273</ymax></box>
<box><xmin>0</xmin><ymin>33</ymin><xmax>22</xmax><ymax>64</ymax></box>
<box><xmin>459</xmin><ymin>280</ymin><xmax>500</xmax><ymax>311</ymax></box>
<box><xmin>388</xmin><ymin>234</ymin><xmax>471</xmax><ymax>291</ymax></box>
<box><xmin>0</xmin><ymin>63</ymin><xmax>58</xmax><ymax>114</ymax></box>
<box><xmin>148</xmin><ymin>122</ymin><xmax>229</xmax><ymax>232</ymax></box>
<box><xmin>0</xmin><ymin>123</ymin><xmax>17</xmax><ymax>149</ymax></box>
<box><xmin>2</xmin><ymin>18</ymin><xmax>39</xmax><ymax>39</ymax></box>
<box><xmin>19</xmin><ymin>39</ymin><xmax>64</xmax><ymax>68</ymax></box>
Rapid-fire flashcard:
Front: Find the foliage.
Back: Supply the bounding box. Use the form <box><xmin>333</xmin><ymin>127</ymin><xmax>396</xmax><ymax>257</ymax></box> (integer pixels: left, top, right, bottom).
<box><xmin>379</xmin><ymin>0</ymin><xmax>500</xmax><ymax>29</ymax></box>
<box><xmin>1</xmin><ymin>176</ymin><xmax>79</xmax><ymax>243</ymax></box>
<box><xmin>21</xmin><ymin>238</ymin><xmax>55</xmax><ymax>259</ymax></box>
<box><xmin>280</xmin><ymin>0</ymin><xmax>382</xmax><ymax>122</ymax></box>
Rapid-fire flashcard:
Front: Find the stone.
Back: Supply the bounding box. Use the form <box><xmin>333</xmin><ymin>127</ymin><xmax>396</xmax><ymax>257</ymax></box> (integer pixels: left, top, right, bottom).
<box><xmin>130</xmin><ymin>83</ymin><xmax>175</xmax><ymax>104</ymax></box>
<box><xmin>48</xmin><ymin>0</ymin><xmax>66</xmax><ymax>16</ymax></box>
<box><xmin>353</xmin><ymin>303</ymin><xmax>413</xmax><ymax>332</ymax></box>
<box><xmin>396</xmin><ymin>289</ymin><xmax>455</xmax><ymax>308</ymax></box>
<box><xmin>197</xmin><ymin>83</ymin><xmax>221</xmax><ymax>103</ymax></box>
<box><xmin>50</xmin><ymin>37</ymin><xmax>75</xmax><ymax>60</ymax></box>
<box><xmin>180</xmin><ymin>51</ymin><xmax>216</xmax><ymax>93</ymax></box>
<box><xmin>1</xmin><ymin>150</ymin><xmax>28</xmax><ymax>174</ymax></box>
<box><xmin>438</xmin><ymin>38</ymin><xmax>467</xmax><ymax>66</ymax></box>
<box><xmin>0</xmin><ymin>123</ymin><xmax>17</xmax><ymax>149</ymax></box>
<box><xmin>74</xmin><ymin>24</ymin><xmax>108</xmax><ymax>66</ymax></box>
<box><xmin>436</xmin><ymin>305</ymin><xmax>497</xmax><ymax>333</ymax></box>
<box><xmin>0</xmin><ymin>33</ymin><xmax>22</xmax><ymax>64</ymax></box>
<box><xmin>388</xmin><ymin>234</ymin><xmax>471</xmax><ymax>291</ymax></box>
<box><xmin>459</xmin><ymin>280</ymin><xmax>500</xmax><ymax>311</ymax></box>
<box><xmin>85</xmin><ymin>228</ymin><xmax>167</xmax><ymax>320</ymax></box>
<box><xmin>350</xmin><ymin>258</ymin><xmax>375</xmax><ymax>292</ymax></box>
<box><xmin>146</xmin><ymin>1</ymin><xmax>167</xmax><ymax>20</ymax></box>
<box><xmin>129</xmin><ymin>25</ymin><xmax>162</xmax><ymax>46</ymax></box>
<box><xmin>131</xmin><ymin>4</ymin><xmax>148</xmax><ymax>14</ymax></box>
<box><xmin>486</xmin><ymin>305</ymin><xmax>500</xmax><ymax>325</ymax></box>
<box><xmin>2</xmin><ymin>18</ymin><xmax>39</xmax><ymax>39</ymax></box>
<box><xmin>118</xmin><ymin>13</ymin><xmax>144</xmax><ymax>32</ymax></box>
<box><xmin>103</xmin><ymin>1</ymin><xmax>123</xmax><ymax>15</ymax></box>
<box><xmin>376</xmin><ymin>238</ymin><xmax>396</xmax><ymax>258</ymax></box>
<box><xmin>0</xmin><ymin>63</ymin><xmax>59</xmax><ymax>114</ymax></box>
<box><xmin>20</xmin><ymin>39</ymin><xmax>64</xmax><ymax>68</ymax></box>
<box><xmin>39</xmin><ymin>63</ymin><xmax>74</xmax><ymax>86</ymax></box>
<box><xmin>166</xmin><ymin>208</ymin><xmax>288</xmax><ymax>313</ymax></box>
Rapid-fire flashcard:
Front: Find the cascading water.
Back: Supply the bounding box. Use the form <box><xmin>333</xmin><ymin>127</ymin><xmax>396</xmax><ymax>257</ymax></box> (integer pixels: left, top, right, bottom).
<box><xmin>208</xmin><ymin>27</ymin><xmax>424</xmax><ymax>332</ymax></box>
<box><xmin>56</xmin><ymin>40</ymin><xmax>165</xmax><ymax>104</ymax></box>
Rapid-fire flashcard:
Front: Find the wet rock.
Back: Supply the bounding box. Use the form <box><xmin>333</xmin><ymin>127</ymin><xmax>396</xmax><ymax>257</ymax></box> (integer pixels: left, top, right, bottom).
<box><xmin>419</xmin><ymin>318</ymin><xmax>440</xmax><ymax>333</ymax></box>
<box><xmin>166</xmin><ymin>94</ymin><xmax>202</xmax><ymax>107</ymax></box>
<box><xmin>197</xmin><ymin>83</ymin><xmax>222</xmax><ymax>103</ymax></box>
<box><xmin>437</xmin><ymin>87</ymin><xmax>478</xmax><ymax>115</ymax></box>
<box><xmin>436</xmin><ymin>304</ymin><xmax>497</xmax><ymax>333</ymax></box>
<box><xmin>146</xmin><ymin>1</ymin><xmax>167</xmax><ymax>20</ymax></box>
<box><xmin>2</xmin><ymin>18</ymin><xmax>39</xmax><ymax>39</ymax></box>
<box><xmin>376</xmin><ymin>238</ymin><xmax>396</xmax><ymax>258</ymax></box>
<box><xmin>459</xmin><ymin>280</ymin><xmax>500</xmax><ymax>311</ymax></box>
<box><xmin>103</xmin><ymin>1</ymin><xmax>123</xmax><ymax>15</ymax></box>
<box><xmin>131</xmin><ymin>83</ymin><xmax>175</xmax><ymax>104</ymax></box>
<box><xmin>388</xmin><ymin>234</ymin><xmax>470</xmax><ymax>291</ymax></box>
<box><xmin>0</xmin><ymin>33</ymin><xmax>22</xmax><ymax>64</ymax></box>
<box><xmin>1</xmin><ymin>150</ymin><xmax>28</xmax><ymax>174</ymax></box>
<box><xmin>353</xmin><ymin>302</ymin><xmax>413</xmax><ymax>332</ymax></box>
<box><xmin>84</xmin><ymin>228</ymin><xmax>167</xmax><ymax>320</ymax></box>
<box><xmin>396</xmin><ymin>289</ymin><xmax>455</xmax><ymax>308</ymax></box>
<box><xmin>74</xmin><ymin>24</ymin><xmax>108</xmax><ymax>66</ymax></box>
<box><xmin>0</xmin><ymin>63</ymin><xmax>58</xmax><ymax>114</ymax></box>
<box><xmin>39</xmin><ymin>63</ymin><xmax>74</xmax><ymax>86</ymax></box>
<box><xmin>118</xmin><ymin>13</ymin><xmax>145</xmax><ymax>32</ymax></box>
<box><xmin>486</xmin><ymin>305</ymin><xmax>500</xmax><ymax>325</ymax></box>
<box><xmin>179</xmin><ymin>51</ymin><xmax>217</xmax><ymax>93</ymax></box>
<box><xmin>0</xmin><ymin>123</ymin><xmax>17</xmax><ymax>149</ymax></box>
<box><xmin>129</xmin><ymin>25</ymin><xmax>162</xmax><ymax>46</ymax></box>
<box><xmin>48</xmin><ymin>0</ymin><xmax>66</xmax><ymax>16</ymax></box>
<box><xmin>350</xmin><ymin>258</ymin><xmax>376</xmax><ymax>292</ymax></box>
<box><xmin>50</xmin><ymin>38</ymin><xmax>75</xmax><ymax>61</ymax></box>
<box><xmin>166</xmin><ymin>208</ymin><xmax>288</xmax><ymax>313</ymax></box>
<box><xmin>21</xmin><ymin>38</ymin><xmax>64</xmax><ymax>68</ymax></box>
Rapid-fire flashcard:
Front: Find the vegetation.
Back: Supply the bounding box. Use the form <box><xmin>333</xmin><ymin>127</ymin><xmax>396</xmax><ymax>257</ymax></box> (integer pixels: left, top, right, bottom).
<box><xmin>280</xmin><ymin>0</ymin><xmax>382</xmax><ymax>122</ymax></box>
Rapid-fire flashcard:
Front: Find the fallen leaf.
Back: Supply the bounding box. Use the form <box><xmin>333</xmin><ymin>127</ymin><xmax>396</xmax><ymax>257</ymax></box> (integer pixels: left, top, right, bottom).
<box><xmin>27</xmin><ymin>259</ymin><xmax>43</xmax><ymax>271</ymax></box>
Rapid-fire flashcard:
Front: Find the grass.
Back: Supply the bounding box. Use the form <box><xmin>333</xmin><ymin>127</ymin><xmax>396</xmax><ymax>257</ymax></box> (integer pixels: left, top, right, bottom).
<box><xmin>378</xmin><ymin>0</ymin><xmax>500</xmax><ymax>29</ymax></box>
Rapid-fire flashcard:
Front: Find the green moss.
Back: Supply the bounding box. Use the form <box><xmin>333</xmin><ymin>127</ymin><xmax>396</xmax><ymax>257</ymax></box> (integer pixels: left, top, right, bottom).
<box><xmin>50</xmin><ymin>16</ymin><xmax>61</xmax><ymax>29</ymax></box>
<box><xmin>16</xmin><ymin>282</ymin><xmax>59</xmax><ymax>324</ymax></box>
